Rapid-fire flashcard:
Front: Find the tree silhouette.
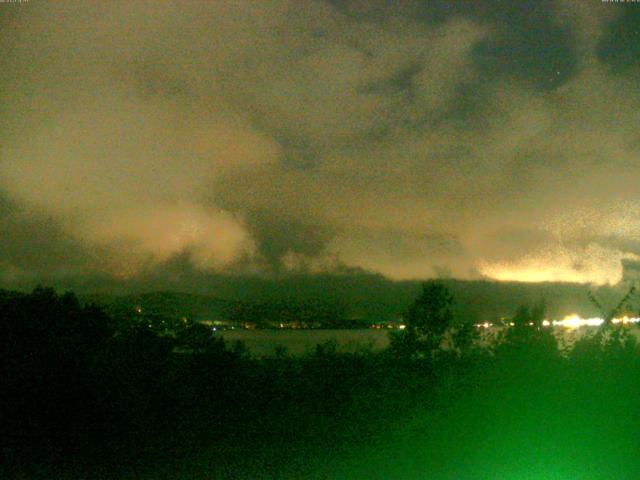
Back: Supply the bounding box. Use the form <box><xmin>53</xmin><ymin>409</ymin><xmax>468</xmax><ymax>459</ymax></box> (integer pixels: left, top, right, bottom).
<box><xmin>498</xmin><ymin>301</ymin><xmax>557</xmax><ymax>360</ymax></box>
<box><xmin>406</xmin><ymin>280</ymin><xmax>453</xmax><ymax>337</ymax></box>
<box><xmin>0</xmin><ymin>286</ymin><xmax>116</xmax><ymax>466</ymax></box>
<box><xmin>588</xmin><ymin>284</ymin><xmax>636</xmax><ymax>325</ymax></box>
<box><xmin>392</xmin><ymin>280</ymin><xmax>454</xmax><ymax>358</ymax></box>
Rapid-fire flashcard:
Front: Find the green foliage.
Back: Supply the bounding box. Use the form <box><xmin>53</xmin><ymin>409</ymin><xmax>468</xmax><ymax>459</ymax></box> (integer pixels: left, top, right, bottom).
<box><xmin>395</xmin><ymin>280</ymin><xmax>454</xmax><ymax>358</ymax></box>
<box><xmin>388</xmin><ymin>327</ymin><xmax>419</xmax><ymax>358</ymax></box>
<box><xmin>450</xmin><ymin>322</ymin><xmax>480</xmax><ymax>355</ymax></box>
<box><xmin>8</xmin><ymin>285</ymin><xmax>640</xmax><ymax>479</ymax></box>
<box><xmin>511</xmin><ymin>301</ymin><xmax>545</xmax><ymax>328</ymax></box>
<box><xmin>498</xmin><ymin>301</ymin><xmax>558</xmax><ymax>360</ymax></box>
<box><xmin>406</xmin><ymin>280</ymin><xmax>454</xmax><ymax>336</ymax></box>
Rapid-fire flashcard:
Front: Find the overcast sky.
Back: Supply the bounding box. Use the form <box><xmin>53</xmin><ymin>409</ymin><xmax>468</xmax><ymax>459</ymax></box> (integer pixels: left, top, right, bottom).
<box><xmin>1</xmin><ymin>0</ymin><xmax>639</xmax><ymax>288</ymax></box>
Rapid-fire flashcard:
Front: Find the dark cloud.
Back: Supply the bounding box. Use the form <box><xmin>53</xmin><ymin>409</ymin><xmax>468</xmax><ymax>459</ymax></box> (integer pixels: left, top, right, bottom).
<box><xmin>622</xmin><ymin>259</ymin><xmax>640</xmax><ymax>282</ymax></box>
<box><xmin>597</xmin><ymin>7</ymin><xmax>640</xmax><ymax>71</ymax></box>
<box><xmin>247</xmin><ymin>212</ymin><xmax>334</xmax><ymax>271</ymax></box>
<box><xmin>0</xmin><ymin>194</ymin><xmax>105</xmax><ymax>286</ymax></box>
<box><xmin>328</xmin><ymin>0</ymin><xmax>581</xmax><ymax>90</ymax></box>
<box><xmin>471</xmin><ymin>25</ymin><xmax>578</xmax><ymax>91</ymax></box>
<box><xmin>0</xmin><ymin>1</ymin><xmax>638</xmax><ymax>288</ymax></box>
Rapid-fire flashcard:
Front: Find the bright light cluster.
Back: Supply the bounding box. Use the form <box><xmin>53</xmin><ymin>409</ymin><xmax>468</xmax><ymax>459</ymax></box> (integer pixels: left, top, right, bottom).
<box><xmin>552</xmin><ymin>314</ymin><xmax>640</xmax><ymax>329</ymax></box>
<box><xmin>552</xmin><ymin>314</ymin><xmax>604</xmax><ymax>328</ymax></box>
<box><xmin>611</xmin><ymin>316</ymin><xmax>640</xmax><ymax>325</ymax></box>
<box><xmin>475</xmin><ymin>314</ymin><xmax>640</xmax><ymax>330</ymax></box>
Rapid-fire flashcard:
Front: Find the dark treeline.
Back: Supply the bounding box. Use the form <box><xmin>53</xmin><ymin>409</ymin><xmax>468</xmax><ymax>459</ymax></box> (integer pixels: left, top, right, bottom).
<box><xmin>2</xmin><ymin>283</ymin><xmax>640</xmax><ymax>479</ymax></box>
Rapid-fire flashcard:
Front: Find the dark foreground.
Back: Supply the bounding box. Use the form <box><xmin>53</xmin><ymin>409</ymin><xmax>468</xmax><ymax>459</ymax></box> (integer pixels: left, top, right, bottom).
<box><xmin>2</xmin><ymin>288</ymin><xmax>640</xmax><ymax>479</ymax></box>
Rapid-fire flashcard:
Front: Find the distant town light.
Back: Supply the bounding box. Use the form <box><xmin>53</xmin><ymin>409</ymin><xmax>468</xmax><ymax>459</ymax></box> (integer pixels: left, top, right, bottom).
<box><xmin>552</xmin><ymin>314</ymin><xmax>604</xmax><ymax>329</ymax></box>
<box><xmin>475</xmin><ymin>314</ymin><xmax>640</xmax><ymax>330</ymax></box>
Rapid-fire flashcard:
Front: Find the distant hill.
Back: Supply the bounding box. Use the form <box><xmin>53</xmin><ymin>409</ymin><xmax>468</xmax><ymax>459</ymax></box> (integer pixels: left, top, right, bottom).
<box><xmin>80</xmin><ymin>291</ymin><xmax>233</xmax><ymax>322</ymax></box>
<box><xmin>78</xmin><ymin>274</ymin><xmax>639</xmax><ymax>325</ymax></box>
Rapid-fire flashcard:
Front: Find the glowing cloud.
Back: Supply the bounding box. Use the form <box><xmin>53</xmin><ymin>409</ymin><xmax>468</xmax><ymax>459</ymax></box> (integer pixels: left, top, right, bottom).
<box><xmin>478</xmin><ymin>244</ymin><xmax>640</xmax><ymax>285</ymax></box>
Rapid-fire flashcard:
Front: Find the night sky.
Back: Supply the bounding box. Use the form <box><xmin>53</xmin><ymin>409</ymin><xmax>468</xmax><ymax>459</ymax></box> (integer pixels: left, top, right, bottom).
<box><xmin>1</xmin><ymin>1</ymin><xmax>640</xmax><ymax>289</ymax></box>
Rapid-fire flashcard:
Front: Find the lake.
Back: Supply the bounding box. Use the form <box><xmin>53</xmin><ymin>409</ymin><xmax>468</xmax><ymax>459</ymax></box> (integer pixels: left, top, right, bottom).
<box><xmin>213</xmin><ymin>328</ymin><xmax>391</xmax><ymax>356</ymax></box>
<box><xmin>212</xmin><ymin>325</ymin><xmax>639</xmax><ymax>357</ymax></box>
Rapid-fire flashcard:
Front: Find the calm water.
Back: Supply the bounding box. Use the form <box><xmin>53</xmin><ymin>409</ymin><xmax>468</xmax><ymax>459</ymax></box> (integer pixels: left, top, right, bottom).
<box><xmin>213</xmin><ymin>328</ymin><xmax>391</xmax><ymax>356</ymax></box>
<box><xmin>212</xmin><ymin>326</ymin><xmax>638</xmax><ymax>357</ymax></box>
